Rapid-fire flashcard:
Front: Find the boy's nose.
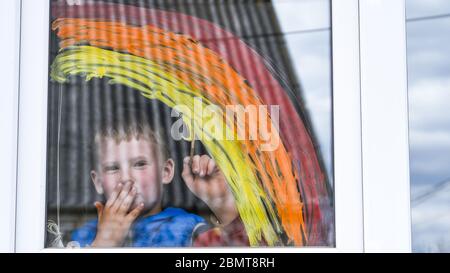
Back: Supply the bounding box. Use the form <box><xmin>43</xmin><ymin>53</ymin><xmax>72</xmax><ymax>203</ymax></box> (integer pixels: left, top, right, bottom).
<box><xmin>120</xmin><ymin>169</ymin><xmax>135</xmax><ymax>184</ymax></box>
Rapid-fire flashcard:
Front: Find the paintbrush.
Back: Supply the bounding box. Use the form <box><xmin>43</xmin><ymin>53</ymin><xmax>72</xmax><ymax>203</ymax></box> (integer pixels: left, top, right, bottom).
<box><xmin>190</xmin><ymin>138</ymin><xmax>195</xmax><ymax>165</ymax></box>
<box><xmin>190</xmin><ymin>118</ymin><xmax>195</xmax><ymax>164</ymax></box>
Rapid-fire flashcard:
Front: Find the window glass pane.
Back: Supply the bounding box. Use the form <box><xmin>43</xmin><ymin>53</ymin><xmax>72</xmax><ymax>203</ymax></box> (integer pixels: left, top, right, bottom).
<box><xmin>45</xmin><ymin>0</ymin><xmax>334</xmax><ymax>248</ymax></box>
<box><xmin>407</xmin><ymin>0</ymin><xmax>450</xmax><ymax>253</ymax></box>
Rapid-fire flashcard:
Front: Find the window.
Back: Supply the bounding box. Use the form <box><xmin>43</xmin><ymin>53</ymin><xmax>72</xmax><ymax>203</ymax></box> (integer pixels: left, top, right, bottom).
<box><xmin>406</xmin><ymin>0</ymin><xmax>450</xmax><ymax>253</ymax></box>
<box><xmin>44</xmin><ymin>0</ymin><xmax>334</xmax><ymax>248</ymax></box>
<box><xmin>10</xmin><ymin>0</ymin><xmax>411</xmax><ymax>252</ymax></box>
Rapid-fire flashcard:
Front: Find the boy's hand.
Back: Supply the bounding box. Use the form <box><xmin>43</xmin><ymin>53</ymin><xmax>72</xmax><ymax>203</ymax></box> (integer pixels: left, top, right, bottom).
<box><xmin>182</xmin><ymin>155</ymin><xmax>238</xmax><ymax>226</ymax></box>
<box><xmin>91</xmin><ymin>182</ymin><xmax>144</xmax><ymax>247</ymax></box>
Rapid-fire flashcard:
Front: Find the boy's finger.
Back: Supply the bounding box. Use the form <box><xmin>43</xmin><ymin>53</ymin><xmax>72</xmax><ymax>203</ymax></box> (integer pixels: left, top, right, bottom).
<box><xmin>206</xmin><ymin>158</ymin><xmax>216</xmax><ymax>176</ymax></box>
<box><xmin>182</xmin><ymin>157</ymin><xmax>203</xmax><ymax>195</ymax></box>
<box><xmin>105</xmin><ymin>183</ymin><xmax>123</xmax><ymax>208</ymax></box>
<box><xmin>126</xmin><ymin>202</ymin><xmax>144</xmax><ymax>222</ymax></box>
<box><xmin>199</xmin><ymin>155</ymin><xmax>210</xmax><ymax>177</ymax></box>
<box><xmin>183</xmin><ymin>156</ymin><xmax>191</xmax><ymax>167</ymax></box>
<box><xmin>112</xmin><ymin>182</ymin><xmax>133</xmax><ymax>212</ymax></box>
<box><xmin>191</xmin><ymin>155</ymin><xmax>201</xmax><ymax>175</ymax></box>
<box><xmin>118</xmin><ymin>186</ymin><xmax>137</xmax><ymax>214</ymax></box>
<box><xmin>182</xmin><ymin>157</ymin><xmax>194</xmax><ymax>187</ymax></box>
<box><xmin>94</xmin><ymin>201</ymin><xmax>104</xmax><ymax>218</ymax></box>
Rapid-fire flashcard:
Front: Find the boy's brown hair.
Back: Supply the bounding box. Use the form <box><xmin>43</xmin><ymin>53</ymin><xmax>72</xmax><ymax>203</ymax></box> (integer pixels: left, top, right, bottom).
<box><xmin>91</xmin><ymin>108</ymin><xmax>170</xmax><ymax>168</ymax></box>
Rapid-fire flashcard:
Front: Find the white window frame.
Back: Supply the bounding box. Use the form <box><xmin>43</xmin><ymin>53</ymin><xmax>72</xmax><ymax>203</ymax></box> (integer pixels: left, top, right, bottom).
<box><xmin>358</xmin><ymin>0</ymin><xmax>411</xmax><ymax>252</ymax></box>
<box><xmin>10</xmin><ymin>0</ymin><xmax>411</xmax><ymax>252</ymax></box>
<box><xmin>0</xmin><ymin>0</ymin><xmax>21</xmax><ymax>253</ymax></box>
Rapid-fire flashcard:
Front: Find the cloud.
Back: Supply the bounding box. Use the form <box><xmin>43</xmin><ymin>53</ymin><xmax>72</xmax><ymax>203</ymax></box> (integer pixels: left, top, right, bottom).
<box><xmin>273</xmin><ymin>0</ymin><xmax>330</xmax><ymax>32</ymax></box>
<box><xmin>407</xmin><ymin>20</ymin><xmax>450</xmax><ymax>82</ymax></box>
<box><xmin>407</xmin><ymin>3</ymin><xmax>450</xmax><ymax>185</ymax></box>
<box><xmin>407</xmin><ymin>0</ymin><xmax>450</xmax><ymax>19</ymax></box>
<box><xmin>408</xmin><ymin>43</ymin><xmax>450</xmax><ymax>187</ymax></box>
<box><xmin>408</xmin><ymin>78</ymin><xmax>450</xmax><ymax>130</ymax></box>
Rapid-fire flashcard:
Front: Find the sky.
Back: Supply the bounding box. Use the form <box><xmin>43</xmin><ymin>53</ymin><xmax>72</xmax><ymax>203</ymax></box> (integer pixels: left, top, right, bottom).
<box><xmin>406</xmin><ymin>0</ymin><xmax>450</xmax><ymax>253</ymax></box>
<box><xmin>272</xmin><ymin>0</ymin><xmax>332</xmax><ymax>182</ymax></box>
<box><xmin>273</xmin><ymin>0</ymin><xmax>450</xmax><ymax>252</ymax></box>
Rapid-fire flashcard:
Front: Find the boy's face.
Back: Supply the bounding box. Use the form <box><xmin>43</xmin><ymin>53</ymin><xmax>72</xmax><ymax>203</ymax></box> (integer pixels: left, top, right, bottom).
<box><xmin>91</xmin><ymin>136</ymin><xmax>174</xmax><ymax>214</ymax></box>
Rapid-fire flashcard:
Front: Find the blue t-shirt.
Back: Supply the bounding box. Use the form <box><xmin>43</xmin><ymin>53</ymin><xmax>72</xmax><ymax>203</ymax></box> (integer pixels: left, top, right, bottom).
<box><xmin>71</xmin><ymin>207</ymin><xmax>206</xmax><ymax>247</ymax></box>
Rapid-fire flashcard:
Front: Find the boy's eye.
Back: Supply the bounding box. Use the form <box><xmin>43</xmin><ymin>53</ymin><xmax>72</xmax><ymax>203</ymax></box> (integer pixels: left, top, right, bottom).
<box><xmin>134</xmin><ymin>160</ymin><xmax>148</xmax><ymax>168</ymax></box>
<box><xmin>104</xmin><ymin>165</ymin><xmax>119</xmax><ymax>172</ymax></box>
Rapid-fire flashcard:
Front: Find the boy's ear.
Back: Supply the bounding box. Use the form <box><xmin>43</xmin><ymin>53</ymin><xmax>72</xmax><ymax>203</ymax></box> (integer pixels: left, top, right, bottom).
<box><xmin>90</xmin><ymin>170</ymin><xmax>104</xmax><ymax>194</ymax></box>
<box><xmin>162</xmin><ymin>158</ymin><xmax>175</xmax><ymax>185</ymax></box>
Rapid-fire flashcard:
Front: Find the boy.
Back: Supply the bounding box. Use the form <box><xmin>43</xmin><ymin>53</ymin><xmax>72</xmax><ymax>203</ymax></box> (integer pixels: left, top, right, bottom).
<box><xmin>71</xmin><ymin>113</ymin><xmax>241</xmax><ymax>247</ymax></box>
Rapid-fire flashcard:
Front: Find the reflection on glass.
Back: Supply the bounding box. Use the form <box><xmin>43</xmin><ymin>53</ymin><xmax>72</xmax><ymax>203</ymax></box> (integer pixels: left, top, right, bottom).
<box><xmin>407</xmin><ymin>0</ymin><xmax>450</xmax><ymax>252</ymax></box>
<box><xmin>45</xmin><ymin>0</ymin><xmax>334</xmax><ymax>248</ymax></box>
